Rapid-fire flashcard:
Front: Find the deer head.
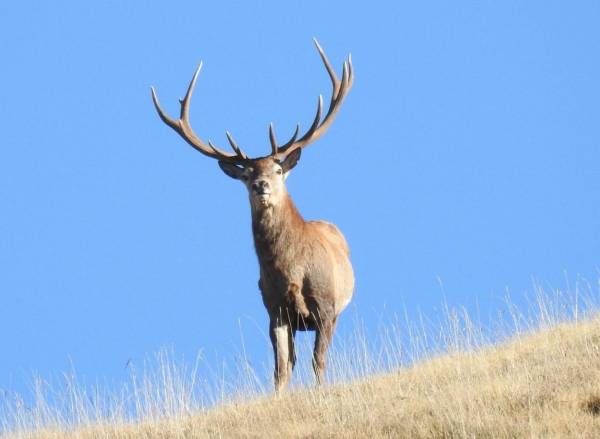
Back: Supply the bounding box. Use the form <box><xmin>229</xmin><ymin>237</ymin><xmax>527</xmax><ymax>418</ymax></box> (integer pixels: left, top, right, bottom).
<box><xmin>150</xmin><ymin>39</ymin><xmax>353</xmax><ymax>210</ymax></box>
<box><xmin>217</xmin><ymin>153</ymin><xmax>302</xmax><ymax>209</ymax></box>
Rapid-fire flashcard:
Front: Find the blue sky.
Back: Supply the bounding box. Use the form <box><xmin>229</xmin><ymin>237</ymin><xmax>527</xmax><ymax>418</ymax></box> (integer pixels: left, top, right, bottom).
<box><xmin>1</xmin><ymin>1</ymin><xmax>599</xmax><ymax>395</ymax></box>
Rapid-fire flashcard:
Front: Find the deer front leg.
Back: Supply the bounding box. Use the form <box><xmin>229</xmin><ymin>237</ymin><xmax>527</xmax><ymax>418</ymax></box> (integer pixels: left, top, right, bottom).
<box><xmin>312</xmin><ymin>318</ymin><xmax>336</xmax><ymax>385</ymax></box>
<box><xmin>288</xmin><ymin>282</ymin><xmax>310</xmax><ymax>319</ymax></box>
<box><xmin>269</xmin><ymin>318</ymin><xmax>295</xmax><ymax>392</ymax></box>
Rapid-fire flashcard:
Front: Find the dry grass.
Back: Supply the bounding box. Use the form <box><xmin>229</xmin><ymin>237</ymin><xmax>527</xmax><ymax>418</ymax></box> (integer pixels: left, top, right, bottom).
<box><xmin>4</xmin><ymin>281</ymin><xmax>600</xmax><ymax>438</ymax></box>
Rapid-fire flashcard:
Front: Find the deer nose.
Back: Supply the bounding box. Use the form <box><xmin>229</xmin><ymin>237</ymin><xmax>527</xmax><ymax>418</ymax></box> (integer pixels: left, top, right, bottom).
<box><xmin>252</xmin><ymin>180</ymin><xmax>270</xmax><ymax>194</ymax></box>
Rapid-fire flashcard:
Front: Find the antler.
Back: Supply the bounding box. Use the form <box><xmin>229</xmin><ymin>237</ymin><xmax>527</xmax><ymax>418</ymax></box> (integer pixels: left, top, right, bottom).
<box><xmin>151</xmin><ymin>63</ymin><xmax>248</xmax><ymax>163</ymax></box>
<box><xmin>270</xmin><ymin>39</ymin><xmax>354</xmax><ymax>160</ymax></box>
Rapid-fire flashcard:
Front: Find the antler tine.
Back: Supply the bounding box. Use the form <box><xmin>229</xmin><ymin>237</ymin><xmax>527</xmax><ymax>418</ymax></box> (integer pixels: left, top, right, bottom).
<box><xmin>278</xmin><ymin>123</ymin><xmax>301</xmax><ymax>150</ymax></box>
<box><xmin>207</xmin><ymin>139</ymin><xmax>221</xmax><ymax>154</ymax></box>
<box><xmin>267</xmin><ymin>122</ymin><xmax>302</xmax><ymax>155</ymax></box>
<box><xmin>268</xmin><ymin>124</ymin><xmax>278</xmax><ymax>156</ymax></box>
<box><xmin>337</xmin><ymin>61</ymin><xmax>350</xmax><ymax>104</ymax></box>
<box><xmin>178</xmin><ymin>62</ymin><xmax>202</xmax><ymax>120</ymax></box>
<box><xmin>347</xmin><ymin>56</ymin><xmax>353</xmax><ymax>83</ymax></box>
<box><xmin>275</xmin><ymin>40</ymin><xmax>353</xmax><ymax>159</ymax></box>
<box><xmin>226</xmin><ymin>131</ymin><xmax>248</xmax><ymax>160</ymax></box>
<box><xmin>313</xmin><ymin>38</ymin><xmax>340</xmax><ymax>96</ymax></box>
<box><xmin>151</xmin><ymin>87</ymin><xmax>179</xmax><ymax>130</ymax></box>
<box><xmin>295</xmin><ymin>95</ymin><xmax>323</xmax><ymax>145</ymax></box>
<box><xmin>151</xmin><ymin>64</ymin><xmax>246</xmax><ymax>163</ymax></box>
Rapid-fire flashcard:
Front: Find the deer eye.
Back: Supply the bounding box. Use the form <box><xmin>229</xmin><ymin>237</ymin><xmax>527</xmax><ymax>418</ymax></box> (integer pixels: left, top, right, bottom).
<box><xmin>241</xmin><ymin>174</ymin><xmax>249</xmax><ymax>181</ymax></box>
<box><xmin>276</xmin><ymin>168</ymin><xmax>283</xmax><ymax>175</ymax></box>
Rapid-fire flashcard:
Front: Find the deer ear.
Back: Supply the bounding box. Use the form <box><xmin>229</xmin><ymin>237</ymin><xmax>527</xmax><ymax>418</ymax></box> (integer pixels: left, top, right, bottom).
<box><xmin>280</xmin><ymin>149</ymin><xmax>302</xmax><ymax>173</ymax></box>
<box><xmin>218</xmin><ymin>161</ymin><xmax>245</xmax><ymax>180</ymax></box>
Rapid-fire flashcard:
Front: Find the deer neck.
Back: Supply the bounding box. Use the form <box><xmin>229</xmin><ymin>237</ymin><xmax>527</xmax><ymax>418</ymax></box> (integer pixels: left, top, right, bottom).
<box><xmin>251</xmin><ymin>191</ymin><xmax>304</xmax><ymax>264</ymax></box>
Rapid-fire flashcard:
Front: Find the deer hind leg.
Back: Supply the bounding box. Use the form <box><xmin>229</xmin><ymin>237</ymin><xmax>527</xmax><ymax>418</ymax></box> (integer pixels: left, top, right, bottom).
<box><xmin>270</xmin><ymin>318</ymin><xmax>296</xmax><ymax>392</ymax></box>
<box><xmin>312</xmin><ymin>317</ymin><xmax>337</xmax><ymax>386</ymax></box>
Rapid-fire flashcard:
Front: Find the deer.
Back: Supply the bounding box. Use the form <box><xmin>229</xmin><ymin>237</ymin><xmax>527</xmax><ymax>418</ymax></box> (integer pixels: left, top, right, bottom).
<box><xmin>150</xmin><ymin>40</ymin><xmax>354</xmax><ymax>392</ymax></box>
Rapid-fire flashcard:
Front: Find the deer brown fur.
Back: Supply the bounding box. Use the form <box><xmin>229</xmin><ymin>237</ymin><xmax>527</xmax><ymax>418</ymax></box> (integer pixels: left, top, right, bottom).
<box><xmin>244</xmin><ymin>157</ymin><xmax>354</xmax><ymax>390</ymax></box>
<box><xmin>151</xmin><ymin>40</ymin><xmax>354</xmax><ymax>391</ymax></box>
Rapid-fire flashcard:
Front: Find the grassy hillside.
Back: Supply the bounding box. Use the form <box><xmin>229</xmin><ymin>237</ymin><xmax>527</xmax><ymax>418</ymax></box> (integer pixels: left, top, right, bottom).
<box><xmin>5</xmin><ymin>292</ymin><xmax>600</xmax><ymax>438</ymax></box>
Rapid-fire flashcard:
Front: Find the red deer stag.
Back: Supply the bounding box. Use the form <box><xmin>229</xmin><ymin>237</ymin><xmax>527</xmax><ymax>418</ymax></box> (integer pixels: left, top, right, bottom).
<box><xmin>151</xmin><ymin>40</ymin><xmax>354</xmax><ymax>391</ymax></box>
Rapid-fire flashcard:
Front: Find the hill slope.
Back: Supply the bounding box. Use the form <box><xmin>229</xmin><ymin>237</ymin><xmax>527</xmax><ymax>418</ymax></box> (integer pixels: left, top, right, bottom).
<box><xmin>21</xmin><ymin>316</ymin><xmax>600</xmax><ymax>438</ymax></box>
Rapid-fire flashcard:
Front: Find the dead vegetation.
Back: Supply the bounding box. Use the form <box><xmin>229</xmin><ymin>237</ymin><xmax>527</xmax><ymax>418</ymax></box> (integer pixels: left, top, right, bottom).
<box><xmin>4</xmin><ymin>285</ymin><xmax>600</xmax><ymax>438</ymax></box>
